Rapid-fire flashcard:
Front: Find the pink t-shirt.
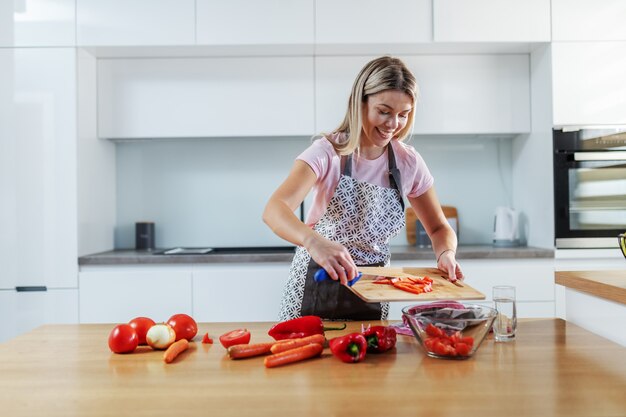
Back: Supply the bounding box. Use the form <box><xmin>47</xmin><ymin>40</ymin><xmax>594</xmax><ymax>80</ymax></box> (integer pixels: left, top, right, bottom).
<box><xmin>297</xmin><ymin>134</ymin><xmax>434</xmax><ymax>226</ymax></box>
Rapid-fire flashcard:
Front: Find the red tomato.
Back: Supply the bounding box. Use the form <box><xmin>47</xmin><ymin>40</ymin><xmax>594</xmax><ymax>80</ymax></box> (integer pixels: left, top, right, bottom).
<box><xmin>423</xmin><ymin>337</ymin><xmax>437</xmax><ymax>351</ymax></box>
<box><xmin>425</xmin><ymin>324</ymin><xmax>444</xmax><ymax>338</ymax></box>
<box><xmin>459</xmin><ymin>336</ymin><xmax>475</xmax><ymax>347</ymax></box>
<box><xmin>219</xmin><ymin>328</ymin><xmax>251</xmax><ymax>348</ymax></box>
<box><xmin>167</xmin><ymin>313</ymin><xmax>198</xmax><ymax>341</ymax></box>
<box><xmin>108</xmin><ymin>324</ymin><xmax>138</xmax><ymax>354</ymax></box>
<box><xmin>128</xmin><ymin>317</ymin><xmax>156</xmax><ymax>345</ymax></box>
<box><xmin>455</xmin><ymin>342</ymin><xmax>471</xmax><ymax>356</ymax></box>
<box><xmin>424</xmin><ymin>332</ymin><xmax>472</xmax><ymax>357</ymax></box>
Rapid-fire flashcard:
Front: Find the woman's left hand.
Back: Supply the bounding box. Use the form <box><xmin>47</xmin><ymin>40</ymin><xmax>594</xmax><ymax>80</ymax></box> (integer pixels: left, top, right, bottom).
<box><xmin>437</xmin><ymin>250</ymin><xmax>464</xmax><ymax>283</ymax></box>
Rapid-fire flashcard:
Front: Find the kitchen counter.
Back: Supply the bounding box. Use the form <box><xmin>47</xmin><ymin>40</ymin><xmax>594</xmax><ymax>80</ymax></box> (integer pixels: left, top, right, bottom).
<box><xmin>555</xmin><ymin>270</ymin><xmax>626</xmax><ymax>346</ymax></box>
<box><xmin>555</xmin><ymin>270</ymin><xmax>626</xmax><ymax>305</ymax></box>
<box><xmin>78</xmin><ymin>244</ymin><xmax>554</xmax><ymax>266</ymax></box>
<box><xmin>1</xmin><ymin>320</ymin><xmax>625</xmax><ymax>417</ymax></box>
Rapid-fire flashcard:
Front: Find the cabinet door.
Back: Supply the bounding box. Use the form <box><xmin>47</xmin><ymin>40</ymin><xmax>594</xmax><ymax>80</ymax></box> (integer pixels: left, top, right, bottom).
<box><xmin>316</xmin><ymin>0</ymin><xmax>431</xmax><ymax>44</ymax></box>
<box><xmin>315</xmin><ymin>55</ymin><xmax>530</xmax><ymax>135</ymax></box>
<box><xmin>552</xmin><ymin>42</ymin><xmax>626</xmax><ymax>126</ymax></box>
<box><xmin>76</xmin><ymin>0</ymin><xmax>195</xmax><ymax>46</ymax></box>
<box><xmin>0</xmin><ymin>48</ymin><xmax>77</xmax><ymax>290</ymax></box>
<box><xmin>98</xmin><ymin>56</ymin><xmax>315</xmax><ymax>138</ymax></box>
<box><xmin>554</xmin><ymin>250</ymin><xmax>625</xmax><ymax>272</ymax></box>
<box><xmin>79</xmin><ymin>267</ymin><xmax>193</xmax><ymax>323</ymax></box>
<box><xmin>433</xmin><ymin>0</ymin><xmax>550</xmax><ymax>42</ymax></box>
<box><xmin>0</xmin><ymin>289</ymin><xmax>78</xmax><ymax>343</ymax></box>
<box><xmin>0</xmin><ymin>0</ymin><xmax>75</xmax><ymax>47</ymax></box>
<box><xmin>193</xmin><ymin>263</ymin><xmax>290</xmax><ymax>322</ymax></box>
<box><xmin>552</xmin><ymin>0</ymin><xmax>626</xmax><ymax>41</ymax></box>
<box><xmin>196</xmin><ymin>0</ymin><xmax>314</xmax><ymax>45</ymax></box>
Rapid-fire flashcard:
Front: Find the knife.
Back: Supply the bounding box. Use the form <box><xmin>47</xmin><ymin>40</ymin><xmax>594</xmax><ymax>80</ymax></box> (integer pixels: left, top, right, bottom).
<box><xmin>314</xmin><ymin>269</ymin><xmax>362</xmax><ymax>287</ymax></box>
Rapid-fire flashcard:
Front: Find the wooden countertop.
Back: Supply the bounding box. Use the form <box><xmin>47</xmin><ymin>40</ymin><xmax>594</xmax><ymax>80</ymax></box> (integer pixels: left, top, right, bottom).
<box><xmin>555</xmin><ymin>270</ymin><xmax>626</xmax><ymax>305</ymax></box>
<box><xmin>1</xmin><ymin>320</ymin><xmax>625</xmax><ymax>417</ymax></box>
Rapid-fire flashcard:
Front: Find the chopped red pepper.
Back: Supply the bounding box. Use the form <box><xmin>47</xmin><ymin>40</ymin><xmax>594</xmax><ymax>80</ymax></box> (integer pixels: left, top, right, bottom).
<box><xmin>267</xmin><ymin>316</ymin><xmax>347</xmax><ymax>341</ymax></box>
<box><xmin>329</xmin><ymin>333</ymin><xmax>368</xmax><ymax>363</ymax></box>
<box><xmin>392</xmin><ymin>282</ymin><xmax>425</xmax><ymax>294</ymax></box>
<box><xmin>372</xmin><ymin>275</ymin><xmax>433</xmax><ymax>295</ymax></box>
<box><xmin>201</xmin><ymin>332</ymin><xmax>213</xmax><ymax>344</ymax></box>
<box><xmin>362</xmin><ymin>325</ymin><xmax>397</xmax><ymax>353</ymax></box>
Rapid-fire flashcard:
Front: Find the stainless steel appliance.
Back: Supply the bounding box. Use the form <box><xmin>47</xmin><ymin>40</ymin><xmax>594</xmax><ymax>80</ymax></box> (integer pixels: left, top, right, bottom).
<box><xmin>554</xmin><ymin>126</ymin><xmax>626</xmax><ymax>248</ymax></box>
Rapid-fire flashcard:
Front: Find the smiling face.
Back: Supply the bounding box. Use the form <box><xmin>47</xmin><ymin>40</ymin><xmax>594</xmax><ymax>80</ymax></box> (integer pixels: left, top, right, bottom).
<box><xmin>361</xmin><ymin>90</ymin><xmax>413</xmax><ymax>158</ymax></box>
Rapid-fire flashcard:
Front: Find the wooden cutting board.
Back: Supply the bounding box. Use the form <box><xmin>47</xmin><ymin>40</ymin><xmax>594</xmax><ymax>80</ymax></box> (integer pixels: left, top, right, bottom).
<box><xmin>406</xmin><ymin>206</ymin><xmax>458</xmax><ymax>245</ymax></box>
<box><xmin>349</xmin><ymin>266</ymin><xmax>485</xmax><ymax>302</ymax></box>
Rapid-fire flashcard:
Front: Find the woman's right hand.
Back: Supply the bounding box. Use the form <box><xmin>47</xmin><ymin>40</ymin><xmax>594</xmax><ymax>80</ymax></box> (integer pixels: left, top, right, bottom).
<box><xmin>304</xmin><ymin>234</ymin><xmax>358</xmax><ymax>286</ymax></box>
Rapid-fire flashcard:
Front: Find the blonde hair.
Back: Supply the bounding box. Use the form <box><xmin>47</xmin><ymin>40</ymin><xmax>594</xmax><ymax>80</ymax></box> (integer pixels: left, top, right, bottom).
<box><xmin>332</xmin><ymin>56</ymin><xmax>418</xmax><ymax>156</ymax></box>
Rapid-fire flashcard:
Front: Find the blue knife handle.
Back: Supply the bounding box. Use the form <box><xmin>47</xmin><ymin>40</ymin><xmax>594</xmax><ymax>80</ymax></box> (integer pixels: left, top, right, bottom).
<box><xmin>314</xmin><ymin>269</ymin><xmax>362</xmax><ymax>287</ymax></box>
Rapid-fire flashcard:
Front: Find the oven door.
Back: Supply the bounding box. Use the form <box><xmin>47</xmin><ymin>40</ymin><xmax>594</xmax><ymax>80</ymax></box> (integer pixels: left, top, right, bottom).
<box><xmin>554</xmin><ymin>151</ymin><xmax>626</xmax><ymax>248</ymax></box>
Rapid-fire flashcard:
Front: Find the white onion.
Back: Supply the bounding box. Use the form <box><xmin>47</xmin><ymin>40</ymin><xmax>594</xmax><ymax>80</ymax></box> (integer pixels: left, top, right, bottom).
<box><xmin>146</xmin><ymin>323</ymin><xmax>176</xmax><ymax>350</ymax></box>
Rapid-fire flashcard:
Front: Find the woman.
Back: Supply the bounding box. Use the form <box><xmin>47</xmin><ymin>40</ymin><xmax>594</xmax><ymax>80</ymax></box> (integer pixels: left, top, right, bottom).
<box><xmin>263</xmin><ymin>56</ymin><xmax>463</xmax><ymax>321</ymax></box>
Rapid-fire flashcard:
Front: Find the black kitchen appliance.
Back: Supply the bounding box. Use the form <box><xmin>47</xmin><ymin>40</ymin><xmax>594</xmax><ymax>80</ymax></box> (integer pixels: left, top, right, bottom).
<box><xmin>554</xmin><ymin>127</ymin><xmax>626</xmax><ymax>248</ymax></box>
<box><xmin>135</xmin><ymin>222</ymin><xmax>155</xmax><ymax>250</ymax></box>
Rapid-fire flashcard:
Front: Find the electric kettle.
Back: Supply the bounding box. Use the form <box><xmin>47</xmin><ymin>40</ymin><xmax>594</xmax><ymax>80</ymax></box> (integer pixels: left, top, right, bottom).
<box><xmin>493</xmin><ymin>206</ymin><xmax>520</xmax><ymax>247</ymax></box>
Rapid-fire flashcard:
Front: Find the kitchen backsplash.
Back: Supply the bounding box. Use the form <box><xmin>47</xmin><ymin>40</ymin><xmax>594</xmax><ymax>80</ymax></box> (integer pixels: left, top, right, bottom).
<box><xmin>114</xmin><ymin>135</ymin><xmax>513</xmax><ymax>249</ymax></box>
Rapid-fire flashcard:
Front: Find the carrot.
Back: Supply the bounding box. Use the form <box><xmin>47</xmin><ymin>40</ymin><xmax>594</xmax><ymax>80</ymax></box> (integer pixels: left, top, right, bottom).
<box><xmin>270</xmin><ymin>334</ymin><xmax>326</xmax><ymax>354</ymax></box>
<box><xmin>227</xmin><ymin>342</ymin><xmax>275</xmax><ymax>359</ymax></box>
<box><xmin>264</xmin><ymin>343</ymin><xmax>324</xmax><ymax>368</ymax></box>
<box><xmin>163</xmin><ymin>339</ymin><xmax>189</xmax><ymax>363</ymax></box>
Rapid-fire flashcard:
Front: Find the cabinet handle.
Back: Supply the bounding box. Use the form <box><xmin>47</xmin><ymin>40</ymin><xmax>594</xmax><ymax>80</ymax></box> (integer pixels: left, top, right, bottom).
<box><xmin>15</xmin><ymin>286</ymin><xmax>48</xmax><ymax>292</ymax></box>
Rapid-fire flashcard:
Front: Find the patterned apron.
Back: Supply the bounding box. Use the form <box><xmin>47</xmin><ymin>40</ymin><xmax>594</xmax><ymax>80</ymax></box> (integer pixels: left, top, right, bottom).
<box><xmin>278</xmin><ymin>143</ymin><xmax>406</xmax><ymax>321</ymax></box>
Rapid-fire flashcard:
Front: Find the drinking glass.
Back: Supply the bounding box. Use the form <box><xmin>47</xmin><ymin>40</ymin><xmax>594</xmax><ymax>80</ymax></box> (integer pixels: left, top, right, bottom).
<box><xmin>492</xmin><ymin>285</ymin><xmax>517</xmax><ymax>342</ymax></box>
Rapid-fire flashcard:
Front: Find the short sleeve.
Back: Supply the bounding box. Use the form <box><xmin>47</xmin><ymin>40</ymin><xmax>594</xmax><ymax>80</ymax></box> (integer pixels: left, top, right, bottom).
<box><xmin>393</xmin><ymin>141</ymin><xmax>434</xmax><ymax>199</ymax></box>
<box><xmin>296</xmin><ymin>137</ymin><xmax>337</xmax><ymax>180</ymax></box>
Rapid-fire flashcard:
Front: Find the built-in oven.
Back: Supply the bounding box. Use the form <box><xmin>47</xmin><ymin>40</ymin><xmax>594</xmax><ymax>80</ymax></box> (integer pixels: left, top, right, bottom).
<box><xmin>554</xmin><ymin>127</ymin><xmax>626</xmax><ymax>248</ymax></box>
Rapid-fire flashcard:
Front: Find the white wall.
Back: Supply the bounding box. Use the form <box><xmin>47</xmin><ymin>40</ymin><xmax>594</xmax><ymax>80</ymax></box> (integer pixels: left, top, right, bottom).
<box><xmin>114</xmin><ymin>137</ymin><xmax>312</xmax><ymax>248</ymax></box>
<box><xmin>114</xmin><ymin>135</ymin><xmax>514</xmax><ymax>248</ymax></box>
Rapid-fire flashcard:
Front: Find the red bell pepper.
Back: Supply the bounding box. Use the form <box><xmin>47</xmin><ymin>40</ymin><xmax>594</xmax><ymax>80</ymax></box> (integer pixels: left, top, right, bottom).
<box><xmin>267</xmin><ymin>316</ymin><xmax>346</xmax><ymax>341</ymax></box>
<box><xmin>362</xmin><ymin>325</ymin><xmax>397</xmax><ymax>353</ymax></box>
<box><xmin>329</xmin><ymin>333</ymin><xmax>368</xmax><ymax>363</ymax></box>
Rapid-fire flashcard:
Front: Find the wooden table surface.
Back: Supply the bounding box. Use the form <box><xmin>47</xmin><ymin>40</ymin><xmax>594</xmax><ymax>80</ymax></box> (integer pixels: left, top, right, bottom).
<box><xmin>1</xmin><ymin>320</ymin><xmax>625</xmax><ymax>417</ymax></box>
<box><xmin>556</xmin><ymin>270</ymin><xmax>626</xmax><ymax>305</ymax></box>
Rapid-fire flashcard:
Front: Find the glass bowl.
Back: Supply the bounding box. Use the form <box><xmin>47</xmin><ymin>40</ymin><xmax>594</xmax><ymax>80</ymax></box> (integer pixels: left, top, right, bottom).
<box><xmin>401</xmin><ymin>302</ymin><xmax>497</xmax><ymax>360</ymax></box>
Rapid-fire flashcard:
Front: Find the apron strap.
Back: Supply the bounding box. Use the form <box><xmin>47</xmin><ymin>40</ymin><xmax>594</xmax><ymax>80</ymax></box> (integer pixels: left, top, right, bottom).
<box><xmin>343</xmin><ymin>152</ymin><xmax>353</xmax><ymax>177</ymax></box>
<box><xmin>387</xmin><ymin>143</ymin><xmax>405</xmax><ymax>211</ymax></box>
<box><xmin>342</xmin><ymin>144</ymin><xmax>405</xmax><ymax>211</ymax></box>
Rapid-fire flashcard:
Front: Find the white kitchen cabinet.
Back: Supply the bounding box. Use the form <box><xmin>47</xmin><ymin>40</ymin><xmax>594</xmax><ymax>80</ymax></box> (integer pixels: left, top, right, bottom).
<box><xmin>79</xmin><ymin>267</ymin><xmax>193</xmax><ymax>323</ymax></box>
<box><xmin>192</xmin><ymin>263</ymin><xmax>290</xmax><ymax>322</ymax></box>
<box><xmin>0</xmin><ymin>289</ymin><xmax>78</xmax><ymax>343</ymax></box>
<box><xmin>433</xmin><ymin>0</ymin><xmax>550</xmax><ymax>42</ymax></box>
<box><xmin>388</xmin><ymin>259</ymin><xmax>555</xmax><ymax>320</ymax></box>
<box><xmin>559</xmin><ymin>286</ymin><xmax>626</xmax><ymax>347</ymax></box>
<box><xmin>552</xmin><ymin>42</ymin><xmax>626</xmax><ymax>126</ymax></box>
<box><xmin>0</xmin><ymin>0</ymin><xmax>75</xmax><ymax>47</ymax></box>
<box><xmin>552</xmin><ymin>0</ymin><xmax>626</xmax><ymax>41</ymax></box>
<box><xmin>315</xmin><ymin>0</ymin><xmax>431</xmax><ymax>45</ymax></box>
<box><xmin>76</xmin><ymin>0</ymin><xmax>195</xmax><ymax>46</ymax></box>
<box><xmin>0</xmin><ymin>48</ymin><xmax>78</xmax><ymax>290</ymax></box>
<box><xmin>98</xmin><ymin>56</ymin><xmax>315</xmax><ymax>138</ymax></box>
<box><xmin>196</xmin><ymin>0</ymin><xmax>314</xmax><ymax>45</ymax></box>
<box><xmin>554</xmin><ymin>249</ymin><xmax>625</xmax><ymax>272</ymax></box>
<box><xmin>315</xmin><ymin>55</ymin><xmax>530</xmax><ymax>135</ymax></box>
